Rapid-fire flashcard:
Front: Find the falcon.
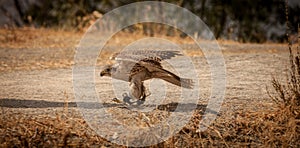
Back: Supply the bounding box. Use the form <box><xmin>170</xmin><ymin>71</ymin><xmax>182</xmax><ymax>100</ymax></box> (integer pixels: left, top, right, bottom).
<box><xmin>100</xmin><ymin>49</ymin><xmax>193</xmax><ymax>104</ymax></box>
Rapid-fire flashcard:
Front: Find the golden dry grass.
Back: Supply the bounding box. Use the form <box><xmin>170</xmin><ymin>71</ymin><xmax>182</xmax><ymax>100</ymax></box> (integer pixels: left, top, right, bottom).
<box><xmin>1</xmin><ymin>105</ymin><xmax>299</xmax><ymax>147</ymax></box>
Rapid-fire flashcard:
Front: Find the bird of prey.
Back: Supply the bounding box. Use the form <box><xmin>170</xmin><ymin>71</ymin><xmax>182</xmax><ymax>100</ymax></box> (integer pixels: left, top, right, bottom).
<box><xmin>100</xmin><ymin>49</ymin><xmax>193</xmax><ymax>104</ymax></box>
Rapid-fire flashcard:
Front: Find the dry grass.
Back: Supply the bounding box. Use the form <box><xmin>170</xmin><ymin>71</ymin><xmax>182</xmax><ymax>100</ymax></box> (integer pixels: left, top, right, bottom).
<box><xmin>1</xmin><ymin>105</ymin><xmax>299</xmax><ymax>147</ymax></box>
<box><xmin>0</xmin><ymin>111</ymin><xmax>115</xmax><ymax>147</ymax></box>
<box><xmin>265</xmin><ymin>25</ymin><xmax>300</xmax><ymax>147</ymax></box>
<box><xmin>0</xmin><ymin>27</ymin><xmax>81</xmax><ymax>49</ymax></box>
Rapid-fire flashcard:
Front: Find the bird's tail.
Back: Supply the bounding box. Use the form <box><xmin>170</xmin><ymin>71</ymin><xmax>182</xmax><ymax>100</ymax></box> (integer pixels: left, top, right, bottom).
<box><xmin>178</xmin><ymin>77</ymin><xmax>194</xmax><ymax>89</ymax></box>
<box><xmin>152</xmin><ymin>69</ymin><xmax>194</xmax><ymax>89</ymax></box>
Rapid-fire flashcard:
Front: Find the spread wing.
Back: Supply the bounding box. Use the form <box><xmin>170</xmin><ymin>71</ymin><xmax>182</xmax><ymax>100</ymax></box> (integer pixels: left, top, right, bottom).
<box><xmin>111</xmin><ymin>49</ymin><xmax>182</xmax><ymax>76</ymax></box>
<box><xmin>110</xmin><ymin>49</ymin><xmax>182</xmax><ymax>63</ymax></box>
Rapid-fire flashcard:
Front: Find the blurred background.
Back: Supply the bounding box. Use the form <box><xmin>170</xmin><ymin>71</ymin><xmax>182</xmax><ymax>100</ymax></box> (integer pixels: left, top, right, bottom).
<box><xmin>0</xmin><ymin>0</ymin><xmax>299</xmax><ymax>43</ymax></box>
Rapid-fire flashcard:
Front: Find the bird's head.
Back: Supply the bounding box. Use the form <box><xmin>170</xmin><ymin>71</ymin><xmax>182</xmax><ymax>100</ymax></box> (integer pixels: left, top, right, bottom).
<box><xmin>100</xmin><ymin>65</ymin><xmax>112</xmax><ymax>77</ymax></box>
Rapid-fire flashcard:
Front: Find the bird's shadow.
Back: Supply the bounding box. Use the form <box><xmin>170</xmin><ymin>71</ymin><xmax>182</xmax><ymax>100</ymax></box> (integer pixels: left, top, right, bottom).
<box><xmin>0</xmin><ymin>98</ymin><xmax>218</xmax><ymax>115</ymax></box>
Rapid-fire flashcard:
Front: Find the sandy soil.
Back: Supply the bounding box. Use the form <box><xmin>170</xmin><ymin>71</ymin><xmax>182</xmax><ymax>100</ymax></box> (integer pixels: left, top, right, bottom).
<box><xmin>0</xmin><ymin>41</ymin><xmax>288</xmax><ymax>112</ymax></box>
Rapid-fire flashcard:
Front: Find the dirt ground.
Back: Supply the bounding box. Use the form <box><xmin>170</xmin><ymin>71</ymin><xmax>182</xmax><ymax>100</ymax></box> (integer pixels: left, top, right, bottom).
<box><xmin>0</xmin><ymin>28</ymin><xmax>297</xmax><ymax>147</ymax></box>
